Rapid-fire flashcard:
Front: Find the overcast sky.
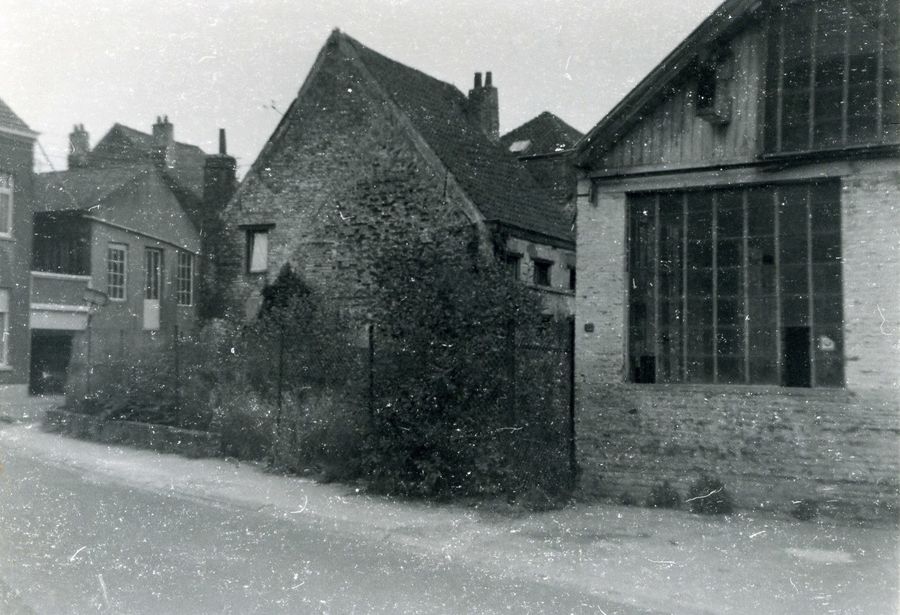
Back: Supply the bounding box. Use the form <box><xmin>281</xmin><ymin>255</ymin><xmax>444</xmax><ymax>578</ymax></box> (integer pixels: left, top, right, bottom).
<box><xmin>1</xmin><ymin>0</ymin><xmax>723</xmax><ymax>175</ymax></box>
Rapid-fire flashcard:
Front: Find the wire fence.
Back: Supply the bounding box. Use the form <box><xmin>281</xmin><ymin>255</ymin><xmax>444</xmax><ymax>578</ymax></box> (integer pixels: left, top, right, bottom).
<box><xmin>69</xmin><ymin>315</ymin><xmax>577</xmax><ymax>482</ymax></box>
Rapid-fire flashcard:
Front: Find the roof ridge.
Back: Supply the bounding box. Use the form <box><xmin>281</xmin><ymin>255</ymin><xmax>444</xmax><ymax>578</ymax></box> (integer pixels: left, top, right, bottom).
<box><xmin>336</xmin><ymin>30</ymin><xmax>467</xmax><ymax>103</ymax></box>
<box><xmin>111</xmin><ymin>122</ymin><xmax>204</xmax><ymax>151</ymax></box>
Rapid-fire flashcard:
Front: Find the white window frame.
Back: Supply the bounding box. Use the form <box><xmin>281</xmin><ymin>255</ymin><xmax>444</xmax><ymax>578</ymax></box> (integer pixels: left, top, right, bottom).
<box><xmin>246</xmin><ymin>229</ymin><xmax>269</xmax><ymax>274</ymax></box>
<box><xmin>107</xmin><ymin>243</ymin><xmax>127</xmax><ymax>301</ymax></box>
<box><xmin>176</xmin><ymin>251</ymin><xmax>194</xmax><ymax>307</ymax></box>
<box><xmin>0</xmin><ymin>174</ymin><xmax>13</xmax><ymax>239</ymax></box>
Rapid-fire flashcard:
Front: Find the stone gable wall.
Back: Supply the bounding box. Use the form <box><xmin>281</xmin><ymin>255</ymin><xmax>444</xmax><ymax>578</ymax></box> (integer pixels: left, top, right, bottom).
<box><xmin>221</xmin><ymin>46</ymin><xmax>475</xmax><ymax>315</ymax></box>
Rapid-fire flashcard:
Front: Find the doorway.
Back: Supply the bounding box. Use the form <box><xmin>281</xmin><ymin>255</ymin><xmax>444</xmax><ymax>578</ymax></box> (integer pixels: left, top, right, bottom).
<box><xmin>782</xmin><ymin>326</ymin><xmax>811</xmax><ymax>387</ymax></box>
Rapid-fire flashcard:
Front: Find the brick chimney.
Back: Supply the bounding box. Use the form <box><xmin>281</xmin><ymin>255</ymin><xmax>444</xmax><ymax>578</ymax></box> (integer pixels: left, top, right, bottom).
<box><xmin>68</xmin><ymin>124</ymin><xmax>90</xmax><ymax>168</ymax></box>
<box><xmin>199</xmin><ymin>128</ymin><xmax>238</xmax><ymax>320</ymax></box>
<box><xmin>152</xmin><ymin>115</ymin><xmax>175</xmax><ymax>168</ymax></box>
<box><xmin>203</xmin><ymin>128</ymin><xmax>237</xmax><ymax>212</ymax></box>
<box><xmin>467</xmin><ymin>71</ymin><xmax>499</xmax><ymax>141</ymax></box>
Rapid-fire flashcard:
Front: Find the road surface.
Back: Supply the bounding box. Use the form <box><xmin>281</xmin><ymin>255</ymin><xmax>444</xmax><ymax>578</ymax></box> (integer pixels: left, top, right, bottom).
<box><xmin>1</xmin><ymin>423</ymin><xmax>896</xmax><ymax>614</ymax></box>
<box><xmin>0</xmin><ymin>424</ymin><xmax>657</xmax><ymax>615</ymax></box>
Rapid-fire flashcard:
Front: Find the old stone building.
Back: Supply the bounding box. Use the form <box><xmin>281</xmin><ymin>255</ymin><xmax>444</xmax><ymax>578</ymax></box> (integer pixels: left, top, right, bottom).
<box><xmin>223</xmin><ymin>30</ymin><xmax>575</xmax><ymax>318</ymax></box>
<box><xmin>0</xmin><ymin>97</ymin><xmax>37</xmax><ymax>410</ymax></box>
<box><xmin>574</xmin><ymin>0</ymin><xmax>899</xmax><ymax>519</ymax></box>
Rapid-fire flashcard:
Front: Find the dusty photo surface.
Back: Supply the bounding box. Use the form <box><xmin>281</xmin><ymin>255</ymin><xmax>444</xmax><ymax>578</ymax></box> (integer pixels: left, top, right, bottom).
<box><xmin>0</xmin><ymin>1</ymin><xmax>898</xmax><ymax>613</ymax></box>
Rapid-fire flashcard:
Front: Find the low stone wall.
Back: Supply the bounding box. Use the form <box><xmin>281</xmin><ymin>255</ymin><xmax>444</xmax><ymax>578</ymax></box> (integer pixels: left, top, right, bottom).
<box><xmin>43</xmin><ymin>409</ymin><xmax>222</xmax><ymax>459</ymax></box>
<box><xmin>576</xmin><ymin>383</ymin><xmax>900</xmax><ymax>522</ymax></box>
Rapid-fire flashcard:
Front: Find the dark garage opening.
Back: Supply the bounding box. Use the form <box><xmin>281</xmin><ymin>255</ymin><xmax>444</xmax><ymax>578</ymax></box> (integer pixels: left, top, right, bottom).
<box><xmin>30</xmin><ymin>331</ymin><xmax>74</xmax><ymax>395</ymax></box>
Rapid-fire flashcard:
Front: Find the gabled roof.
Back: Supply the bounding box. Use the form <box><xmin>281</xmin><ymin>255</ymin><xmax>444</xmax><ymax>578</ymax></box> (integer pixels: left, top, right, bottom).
<box><xmin>577</xmin><ymin>0</ymin><xmax>760</xmax><ymax>164</ymax></box>
<box><xmin>501</xmin><ymin>112</ymin><xmax>583</xmax><ymax>158</ymax></box>
<box><xmin>0</xmin><ymin>96</ymin><xmax>37</xmax><ymax>137</ymax></box>
<box><xmin>88</xmin><ymin>123</ymin><xmax>207</xmax><ymax>198</ymax></box>
<box><xmin>34</xmin><ymin>163</ymin><xmax>202</xmax><ymax>229</ymax></box>
<box><xmin>335</xmin><ymin>32</ymin><xmax>573</xmax><ymax>243</ymax></box>
<box><xmin>35</xmin><ymin>165</ymin><xmax>152</xmax><ymax>212</ymax></box>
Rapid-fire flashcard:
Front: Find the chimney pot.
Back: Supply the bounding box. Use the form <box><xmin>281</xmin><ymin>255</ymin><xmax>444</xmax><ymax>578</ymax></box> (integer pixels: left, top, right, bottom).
<box><xmin>218</xmin><ymin>128</ymin><xmax>227</xmax><ymax>155</ymax></box>
<box><xmin>474</xmin><ymin>72</ymin><xmax>482</xmax><ymax>88</ymax></box>
<box><xmin>68</xmin><ymin>123</ymin><xmax>90</xmax><ymax>168</ymax></box>
<box><xmin>485</xmin><ymin>71</ymin><xmax>493</xmax><ymax>87</ymax></box>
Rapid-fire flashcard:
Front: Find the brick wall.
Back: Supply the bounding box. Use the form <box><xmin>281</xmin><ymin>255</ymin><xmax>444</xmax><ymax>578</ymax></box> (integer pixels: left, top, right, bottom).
<box><xmin>0</xmin><ymin>132</ymin><xmax>34</xmax><ymax>396</ymax></box>
<box><xmin>842</xmin><ymin>169</ymin><xmax>900</xmax><ymax>390</ymax></box>
<box><xmin>576</xmin><ymin>383</ymin><xmax>899</xmax><ymax>520</ymax></box>
<box><xmin>575</xmin><ymin>163</ymin><xmax>900</xmax><ymax>521</ymax></box>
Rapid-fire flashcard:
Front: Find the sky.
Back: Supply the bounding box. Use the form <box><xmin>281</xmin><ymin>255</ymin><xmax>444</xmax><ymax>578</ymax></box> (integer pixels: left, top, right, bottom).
<box><xmin>0</xmin><ymin>0</ymin><xmax>723</xmax><ymax>176</ymax></box>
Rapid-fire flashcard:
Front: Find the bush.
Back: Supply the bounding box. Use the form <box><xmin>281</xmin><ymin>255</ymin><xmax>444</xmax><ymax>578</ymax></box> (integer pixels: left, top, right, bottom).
<box><xmin>364</xmin><ymin>229</ymin><xmax>573</xmax><ymax>501</ymax></box>
<box><xmin>619</xmin><ymin>491</ymin><xmax>637</xmax><ymax>506</ymax></box>
<box><xmin>647</xmin><ymin>480</ymin><xmax>682</xmax><ymax>509</ymax></box>
<box><xmin>791</xmin><ymin>499</ymin><xmax>819</xmax><ymax>521</ymax></box>
<box><xmin>214</xmin><ymin>387</ymin><xmax>274</xmax><ymax>461</ymax></box>
<box><xmin>270</xmin><ymin>390</ymin><xmax>368</xmax><ymax>480</ymax></box>
<box><xmin>68</xmin><ymin>351</ymin><xmax>192</xmax><ymax>428</ymax></box>
<box><xmin>687</xmin><ymin>474</ymin><xmax>734</xmax><ymax>515</ymax></box>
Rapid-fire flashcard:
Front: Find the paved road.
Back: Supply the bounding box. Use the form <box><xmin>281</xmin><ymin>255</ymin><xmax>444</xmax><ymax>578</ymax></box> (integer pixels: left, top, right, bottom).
<box><xmin>0</xmin><ymin>426</ymin><xmax>657</xmax><ymax>615</ymax></box>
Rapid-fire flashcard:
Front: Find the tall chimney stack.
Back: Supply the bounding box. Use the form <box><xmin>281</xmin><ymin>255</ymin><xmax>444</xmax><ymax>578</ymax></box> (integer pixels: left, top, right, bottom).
<box><xmin>467</xmin><ymin>71</ymin><xmax>499</xmax><ymax>142</ymax></box>
<box><xmin>200</xmin><ymin>128</ymin><xmax>238</xmax><ymax>319</ymax></box>
<box><xmin>68</xmin><ymin>124</ymin><xmax>90</xmax><ymax>168</ymax></box>
<box><xmin>151</xmin><ymin>115</ymin><xmax>175</xmax><ymax>168</ymax></box>
<box><xmin>203</xmin><ymin>127</ymin><xmax>237</xmax><ymax>213</ymax></box>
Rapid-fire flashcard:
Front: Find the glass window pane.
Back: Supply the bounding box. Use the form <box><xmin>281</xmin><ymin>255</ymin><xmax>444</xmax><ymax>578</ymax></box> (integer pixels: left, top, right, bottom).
<box><xmin>717</xmin><ymin>356</ymin><xmax>745</xmax><ymax>384</ymax></box>
<box><xmin>780</xmin><ymin>264</ymin><xmax>810</xmax><ymax>294</ymax></box>
<box><xmin>782</xmin><ymin>294</ymin><xmax>810</xmax><ymax>325</ymax></box>
<box><xmin>686</xmin><ymin>356</ymin><xmax>714</xmax><ymax>383</ymax></box>
<box><xmin>717</xmin><ymin>266</ymin><xmax>741</xmax><ymax>295</ymax></box>
<box><xmin>778</xmin><ymin>184</ymin><xmax>810</xmax><ymax>236</ymax></box>
<box><xmin>629</xmin><ymin>197</ymin><xmax>657</xmax><ymax>383</ymax></box>
<box><xmin>813</xmin><ymin>262</ymin><xmax>842</xmax><ymax>294</ymax></box>
<box><xmin>250</xmin><ymin>231</ymin><xmax>268</xmax><ymax>272</ymax></box>
<box><xmin>747</xmin><ymin>188</ymin><xmax>775</xmax><ymax>236</ymax></box>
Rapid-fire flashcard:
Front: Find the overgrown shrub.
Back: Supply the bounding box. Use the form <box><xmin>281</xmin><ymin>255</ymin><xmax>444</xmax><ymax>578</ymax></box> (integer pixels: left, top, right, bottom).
<box><xmin>214</xmin><ymin>386</ymin><xmax>275</xmax><ymax>461</ymax></box>
<box><xmin>647</xmin><ymin>480</ymin><xmax>682</xmax><ymax>509</ymax></box>
<box><xmin>687</xmin><ymin>474</ymin><xmax>734</xmax><ymax>515</ymax></box>
<box><xmin>270</xmin><ymin>390</ymin><xmax>368</xmax><ymax>480</ymax></box>
<box><xmin>791</xmin><ymin>498</ymin><xmax>819</xmax><ymax>521</ymax></box>
<box><xmin>619</xmin><ymin>491</ymin><xmax>637</xmax><ymax>506</ymax></box>
<box><xmin>68</xmin><ymin>350</ymin><xmax>198</xmax><ymax>429</ymax></box>
<box><xmin>364</xmin><ymin>229</ymin><xmax>573</xmax><ymax>501</ymax></box>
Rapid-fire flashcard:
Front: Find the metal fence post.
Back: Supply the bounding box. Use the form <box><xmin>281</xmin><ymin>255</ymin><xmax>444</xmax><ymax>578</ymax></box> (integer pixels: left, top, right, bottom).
<box><xmin>174</xmin><ymin>324</ymin><xmax>181</xmax><ymax>412</ymax></box>
<box><xmin>567</xmin><ymin>316</ymin><xmax>578</xmax><ymax>484</ymax></box>
<box><xmin>85</xmin><ymin>313</ymin><xmax>93</xmax><ymax>396</ymax></box>
<box><xmin>368</xmin><ymin>323</ymin><xmax>375</xmax><ymax>418</ymax></box>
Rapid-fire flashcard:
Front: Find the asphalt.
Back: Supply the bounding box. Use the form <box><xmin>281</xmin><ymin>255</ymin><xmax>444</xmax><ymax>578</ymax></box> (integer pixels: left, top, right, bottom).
<box><xmin>0</xmin><ymin>422</ymin><xmax>897</xmax><ymax>614</ymax></box>
<box><xmin>0</xmin><ymin>423</ymin><xmax>660</xmax><ymax>615</ymax></box>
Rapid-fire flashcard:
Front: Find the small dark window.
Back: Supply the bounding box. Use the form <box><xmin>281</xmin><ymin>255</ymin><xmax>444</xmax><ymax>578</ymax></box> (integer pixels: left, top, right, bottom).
<box><xmin>505</xmin><ymin>253</ymin><xmax>522</xmax><ymax>281</ymax></box>
<box><xmin>568</xmin><ymin>266</ymin><xmax>576</xmax><ymax>291</ymax></box>
<box><xmin>533</xmin><ymin>260</ymin><xmax>552</xmax><ymax>287</ymax></box>
<box><xmin>696</xmin><ymin>63</ymin><xmax>718</xmax><ymax>112</ymax></box>
<box><xmin>695</xmin><ymin>52</ymin><xmax>733</xmax><ymax>124</ymax></box>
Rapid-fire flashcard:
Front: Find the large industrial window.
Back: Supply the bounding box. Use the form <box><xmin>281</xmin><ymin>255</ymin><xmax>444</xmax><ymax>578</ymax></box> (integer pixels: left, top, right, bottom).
<box><xmin>627</xmin><ymin>181</ymin><xmax>843</xmax><ymax>387</ymax></box>
<box><xmin>765</xmin><ymin>0</ymin><xmax>900</xmax><ymax>154</ymax></box>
